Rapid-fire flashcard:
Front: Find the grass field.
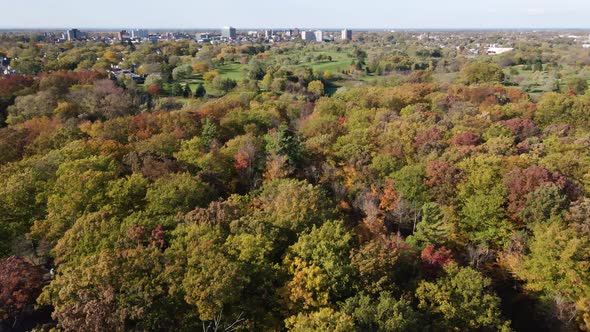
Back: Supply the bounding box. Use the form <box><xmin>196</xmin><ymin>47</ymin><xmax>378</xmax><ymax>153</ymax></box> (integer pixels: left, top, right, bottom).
<box><xmin>140</xmin><ymin>50</ymin><xmax>357</xmax><ymax>98</ymax></box>
<box><xmin>298</xmin><ymin>50</ymin><xmax>353</xmax><ymax>74</ymax></box>
<box><xmin>217</xmin><ymin>63</ymin><xmax>246</xmax><ymax>80</ymax></box>
<box><xmin>504</xmin><ymin>65</ymin><xmax>555</xmax><ymax>94</ymax></box>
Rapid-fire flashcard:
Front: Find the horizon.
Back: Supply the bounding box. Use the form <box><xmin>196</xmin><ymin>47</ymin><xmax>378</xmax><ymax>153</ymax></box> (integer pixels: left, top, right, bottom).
<box><xmin>2</xmin><ymin>27</ymin><xmax>590</xmax><ymax>32</ymax></box>
<box><xmin>4</xmin><ymin>0</ymin><xmax>590</xmax><ymax>30</ymax></box>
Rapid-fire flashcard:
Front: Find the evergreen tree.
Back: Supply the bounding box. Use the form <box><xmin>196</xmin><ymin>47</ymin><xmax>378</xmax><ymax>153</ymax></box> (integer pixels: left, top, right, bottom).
<box><xmin>194</xmin><ymin>83</ymin><xmax>206</xmax><ymax>98</ymax></box>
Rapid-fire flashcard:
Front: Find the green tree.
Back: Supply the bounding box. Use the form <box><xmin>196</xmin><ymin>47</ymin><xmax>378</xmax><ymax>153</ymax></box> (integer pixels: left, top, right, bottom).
<box><xmin>460</xmin><ymin>62</ymin><xmax>505</xmax><ymax>84</ymax></box>
<box><xmin>511</xmin><ymin>219</ymin><xmax>590</xmax><ymax>329</ymax></box>
<box><xmin>307</xmin><ymin>80</ymin><xmax>324</xmax><ymax>98</ymax></box>
<box><xmin>39</xmin><ymin>246</ymin><xmax>188</xmax><ymax>332</ymax></box>
<box><xmin>416</xmin><ymin>264</ymin><xmax>512</xmax><ymax>331</ymax></box>
<box><xmin>407</xmin><ymin>202</ymin><xmax>450</xmax><ymax>249</ymax></box>
<box><xmin>171</xmin><ymin>64</ymin><xmax>193</xmax><ymax>80</ymax></box>
<box><xmin>211</xmin><ymin>76</ymin><xmax>237</xmax><ymax>95</ymax></box>
<box><xmin>144</xmin><ymin>73</ymin><xmax>163</xmax><ymax>87</ymax></box>
<box><xmin>285</xmin><ymin>307</ymin><xmax>354</xmax><ymax>332</ymax></box>
<box><xmin>247</xmin><ymin>58</ymin><xmax>266</xmax><ymax>80</ymax></box>
<box><xmin>194</xmin><ymin>83</ymin><xmax>206</xmax><ymax>98</ymax></box>
<box><xmin>535</xmin><ymin>92</ymin><xmax>575</xmax><ymax>126</ymax></box>
<box><xmin>30</xmin><ymin>155</ymin><xmax>118</xmax><ymax>245</ymax></box>
<box><xmin>284</xmin><ymin>220</ymin><xmax>355</xmax><ymax>310</ymax></box>
<box><xmin>457</xmin><ymin>156</ymin><xmax>512</xmax><ymax>246</ymax></box>
<box><xmin>169</xmin><ymin>82</ymin><xmax>183</xmax><ymax>96</ymax></box>
<box><xmin>0</xmin><ymin>170</ymin><xmax>45</xmax><ymax>256</ymax></box>
<box><xmin>145</xmin><ymin>172</ymin><xmax>213</xmax><ymax>216</ymax></box>
<box><xmin>566</xmin><ymin>77</ymin><xmax>588</xmax><ymax>95</ymax></box>
<box><xmin>177</xmin><ymin>224</ymin><xmax>249</xmax><ymax>321</ymax></box>
<box><xmin>351</xmin><ymin>239</ymin><xmax>403</xmax><ymax>295</ymax></box>
<box><xmin>106</xmin><ymin>173</ymin><xmax>150</xmax><ymax>216</ymax></box>
<box><xmin>342</xmin><ymin>292</ymin><xmax>420</xmax><ymax>332</ymax></box>
<box><xmin>182</xmin><ymin>84</ymin><xmax>191</xmax><ymax>98</ymax></box>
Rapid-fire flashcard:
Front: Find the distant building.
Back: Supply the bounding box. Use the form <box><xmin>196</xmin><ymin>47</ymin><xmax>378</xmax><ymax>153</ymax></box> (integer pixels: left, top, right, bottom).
<box><xmin>222</xmin><ymin>26</ymin><xmax>237</xmax><ymax>39</ymax></box>
<box><xmin>65</xmin><ymin>29</ymin><xmax>86</xmax><ymax>41</ymax></box>
<box><xmin>117</xmin><ymin>30</ymin><xmax>129</xmax><ymax>41</ymax></box>
<box><xmin>172</xmin><ymin>32</ymin><xmax>190</xmax><ymax>40</ymax></box>
<box><xmin>341</xmin><ymin>29</ymin><xmax>352</xmax><ymax>40</ymax></box>
<box><xmin>301</xmin><ymin>30</ymin><xmax>315</xmax><ymax>42</ymax></box>
<box><xmin>264</xmin><ymin>30</ymin><xmax>272</xmax><ymax>39</ymax></box>
<box><xmin>486</xmin><ymin>47</ymin><xmax>514</xmax><ymax>55</ymax></box>
<box><xmin>131</xmin><ymin>29</ymin><xmax>149</xmax><ymax>39</ymax></box>
<box><xmin>314</xmin><ymin>30</ymin><xmax>323</xmax><ymax>42</ymax></box>
<box><xmin>293</xmin><ymin>28</ymin><xmax>300</xmax><ymax>38</ymax></box>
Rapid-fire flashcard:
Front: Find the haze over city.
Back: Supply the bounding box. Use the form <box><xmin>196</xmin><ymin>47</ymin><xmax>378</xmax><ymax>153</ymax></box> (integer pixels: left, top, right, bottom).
<box><xmin>3</xmin><ymin>0</ymin><xmax>590</xmax><ymax>29</ymax></box>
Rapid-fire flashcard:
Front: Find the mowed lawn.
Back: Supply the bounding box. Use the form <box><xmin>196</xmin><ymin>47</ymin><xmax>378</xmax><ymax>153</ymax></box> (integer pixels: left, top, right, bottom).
<box><xmin>217</xmin><ymin>63</ymin><xmax>246</xmax><ymax>80</ymax></box>
<box><xmin>304</xmin><ymin>51</ymin><xmax>353</xmax><ymax>73</ymax></box>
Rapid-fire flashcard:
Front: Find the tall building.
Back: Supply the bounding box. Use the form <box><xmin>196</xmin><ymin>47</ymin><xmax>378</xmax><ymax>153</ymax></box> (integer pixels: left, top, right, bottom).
<box><xmin>65</xmin><ymin>29</ymin><xmax>83</xmax><ymax>41</ymax></box>
<box><xmin>301</xmin><ymin>30</ymin><xmax>315</xmax><ymax>42</ymax></box>
<box><xmin>341</xmin><ymin>29</ymin><xmax>352</xmax><ymax>40</ymax></box>
<box><xmin>117</xmin><ymin>30</ymin><xmax>128</xmax><ymax>41</ymax></box>
<box><xmin>314</xmin><ymin>30</ymin><xmax>323</xmax><ymax>42</ymax></box>
<box><xmin>222</xmin><ymin>26</ymin><xmax>237</xmax><ymax>39</ymax></box>
<box><xmin>131</xmin><ymin>29</ymin><xmax>149</xmax><ymax>39</ymax></box>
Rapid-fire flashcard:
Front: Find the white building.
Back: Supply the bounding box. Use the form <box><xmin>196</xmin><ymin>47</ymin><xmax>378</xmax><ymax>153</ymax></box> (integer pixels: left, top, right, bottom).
<box><xmin>486</xmin><ymin>47</ymin><xmax>514</xmax><ymax>55</ymax></box>
<box><xmin>222</xmin><ymin>26</ymin><xmax>237</xmax><ymax>39</ymax></box>
<box><xmin>341</xmin><ymin>29</ymin><xmax>352</xmax><ymax>40</ymax></box>
<box><xmin>314</xmin><ymin>30</ymin><xmax>323</xmax><ymax>42</ymax></box>
<box><xmin>131</xmin><ymin>29</ymin><xmax>149</xmax><ymax>39</ymax></box>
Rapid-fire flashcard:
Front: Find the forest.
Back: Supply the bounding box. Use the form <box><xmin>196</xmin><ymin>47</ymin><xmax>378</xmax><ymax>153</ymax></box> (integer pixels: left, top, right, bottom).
<box><xmin>1</xmin><ymin>30</ymin><xmax>590</xmax><ymax>331</ymax></box>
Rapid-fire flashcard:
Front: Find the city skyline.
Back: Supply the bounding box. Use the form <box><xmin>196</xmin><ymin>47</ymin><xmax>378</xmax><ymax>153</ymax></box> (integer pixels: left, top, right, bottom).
<box><xmin>3</xmin><ymin>0</ymin><xmax>590</xmax><ymax>29</ymax></box>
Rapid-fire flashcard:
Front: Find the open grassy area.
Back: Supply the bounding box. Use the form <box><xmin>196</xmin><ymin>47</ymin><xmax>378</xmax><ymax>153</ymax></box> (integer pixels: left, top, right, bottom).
<box><xmin>296</xmin><ymin>50</ymin><xmax>353</xmax><ymax>74</ymax></box>
<box><xmin>217</xmin><ymin>63</ymin><xmax>246</xmax><ymax>80</ymax></box>
<box><xmin>504</xmin><ymin>65</ymin><xmax>555</xmax><ymax>94</ymax></box>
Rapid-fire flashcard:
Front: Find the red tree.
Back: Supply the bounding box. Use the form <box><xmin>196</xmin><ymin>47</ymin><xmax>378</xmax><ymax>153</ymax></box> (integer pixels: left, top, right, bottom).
<box><xmin>0</xmin><ymin>75</ymin><xmax>35</xmax><ymax>98</ymax></box>
<box><xmin>501</xmin><ymin>118</ymin><xmax>539</xmax><ymax>142</ymax></box>
<box><xmin>451</xmin><ymin>131</ymin><xmax>480</xmax><ymax>146</ymax></box>
<box><xmin>503</xmin><ymin>165</ymin><xmax>567</xmax><ymax>219</ymax></box>
<box><xmin>0</xmin><ymin>256</ymin><xmax>45</xmax><ymax>321</ymax></box>
<box><xmin>425</xmin><ymin>160</ymin><xmax>462</xmax><ymax>205</ymax></box>
<box><xmin>147</xmin><ymin>83</ymin><xmax>162</xmax><ymax>97</ymax></box>
<box><xmin>421</xmin><ymin>245</ymin><xmax>453</xmax><ymax>278</ymax></box>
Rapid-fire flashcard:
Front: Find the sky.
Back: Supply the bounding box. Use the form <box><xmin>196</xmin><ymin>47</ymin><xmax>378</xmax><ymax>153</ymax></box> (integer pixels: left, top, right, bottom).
<box><xmin>3</xmin><ymin>0</ymin><xmax>590</xmax><ymax>29</ymax></box>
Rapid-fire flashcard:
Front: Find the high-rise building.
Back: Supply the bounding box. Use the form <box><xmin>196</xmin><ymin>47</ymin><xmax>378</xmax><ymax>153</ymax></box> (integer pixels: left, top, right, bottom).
<box><xmin>341</xmin><ymin>29</ymin><xmax>352</xmax><ymax>40</ymax></box>
<box><xmin>222</xmin><ymin>26</ymin><xmax>237</xmax><ymax>39</ymax></box>
<box><xmin>314</xmin><ymin>30</ymin><xmax>323</xmax><ymax>42</ymax></box>
<box><xmin>301</xmin><ymin>30</ymin><xmax>315</xmax><ymax>42</ymax></box>
<box><xmin>65</xmin><ymin>29</ymin><xmax>83</xmax><ymax>41</ymax></box>
<box><xmin>117</xmin><ymin>30</ymin><xmax>128</xmax><ymax>41</ymax></box>
<box><xmin>131</xmin><ymin>29</ymin><xmax>149</xmax><ymax>39</ymax></box>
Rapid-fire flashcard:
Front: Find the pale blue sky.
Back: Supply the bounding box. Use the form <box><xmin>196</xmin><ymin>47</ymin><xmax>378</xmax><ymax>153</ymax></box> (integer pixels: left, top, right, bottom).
<box><xmin>3</xmin><ymin>0</ymin><xmax>589</xmax><ymax>29</ymax></box>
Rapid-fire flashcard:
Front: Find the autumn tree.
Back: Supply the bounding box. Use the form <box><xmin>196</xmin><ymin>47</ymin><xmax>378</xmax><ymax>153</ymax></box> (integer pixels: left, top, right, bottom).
<box><xmin>416</xmin><ymin>264</ymin><xmax>512</xmax><ymax>331</ymax></box>
<box><xmin>460</xmin><ymin>62</ymin><xmax>505</xmax><ymax>84</ymax></box>
<box><xmin>307</xmin><ymin>80</ymin><xmax>324</xmax><ymax>99</ymax></box>
<box><xmin>0</xmin><ymin>256</ymin><xmax>45</xmax><ymax>325</ymax></box>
